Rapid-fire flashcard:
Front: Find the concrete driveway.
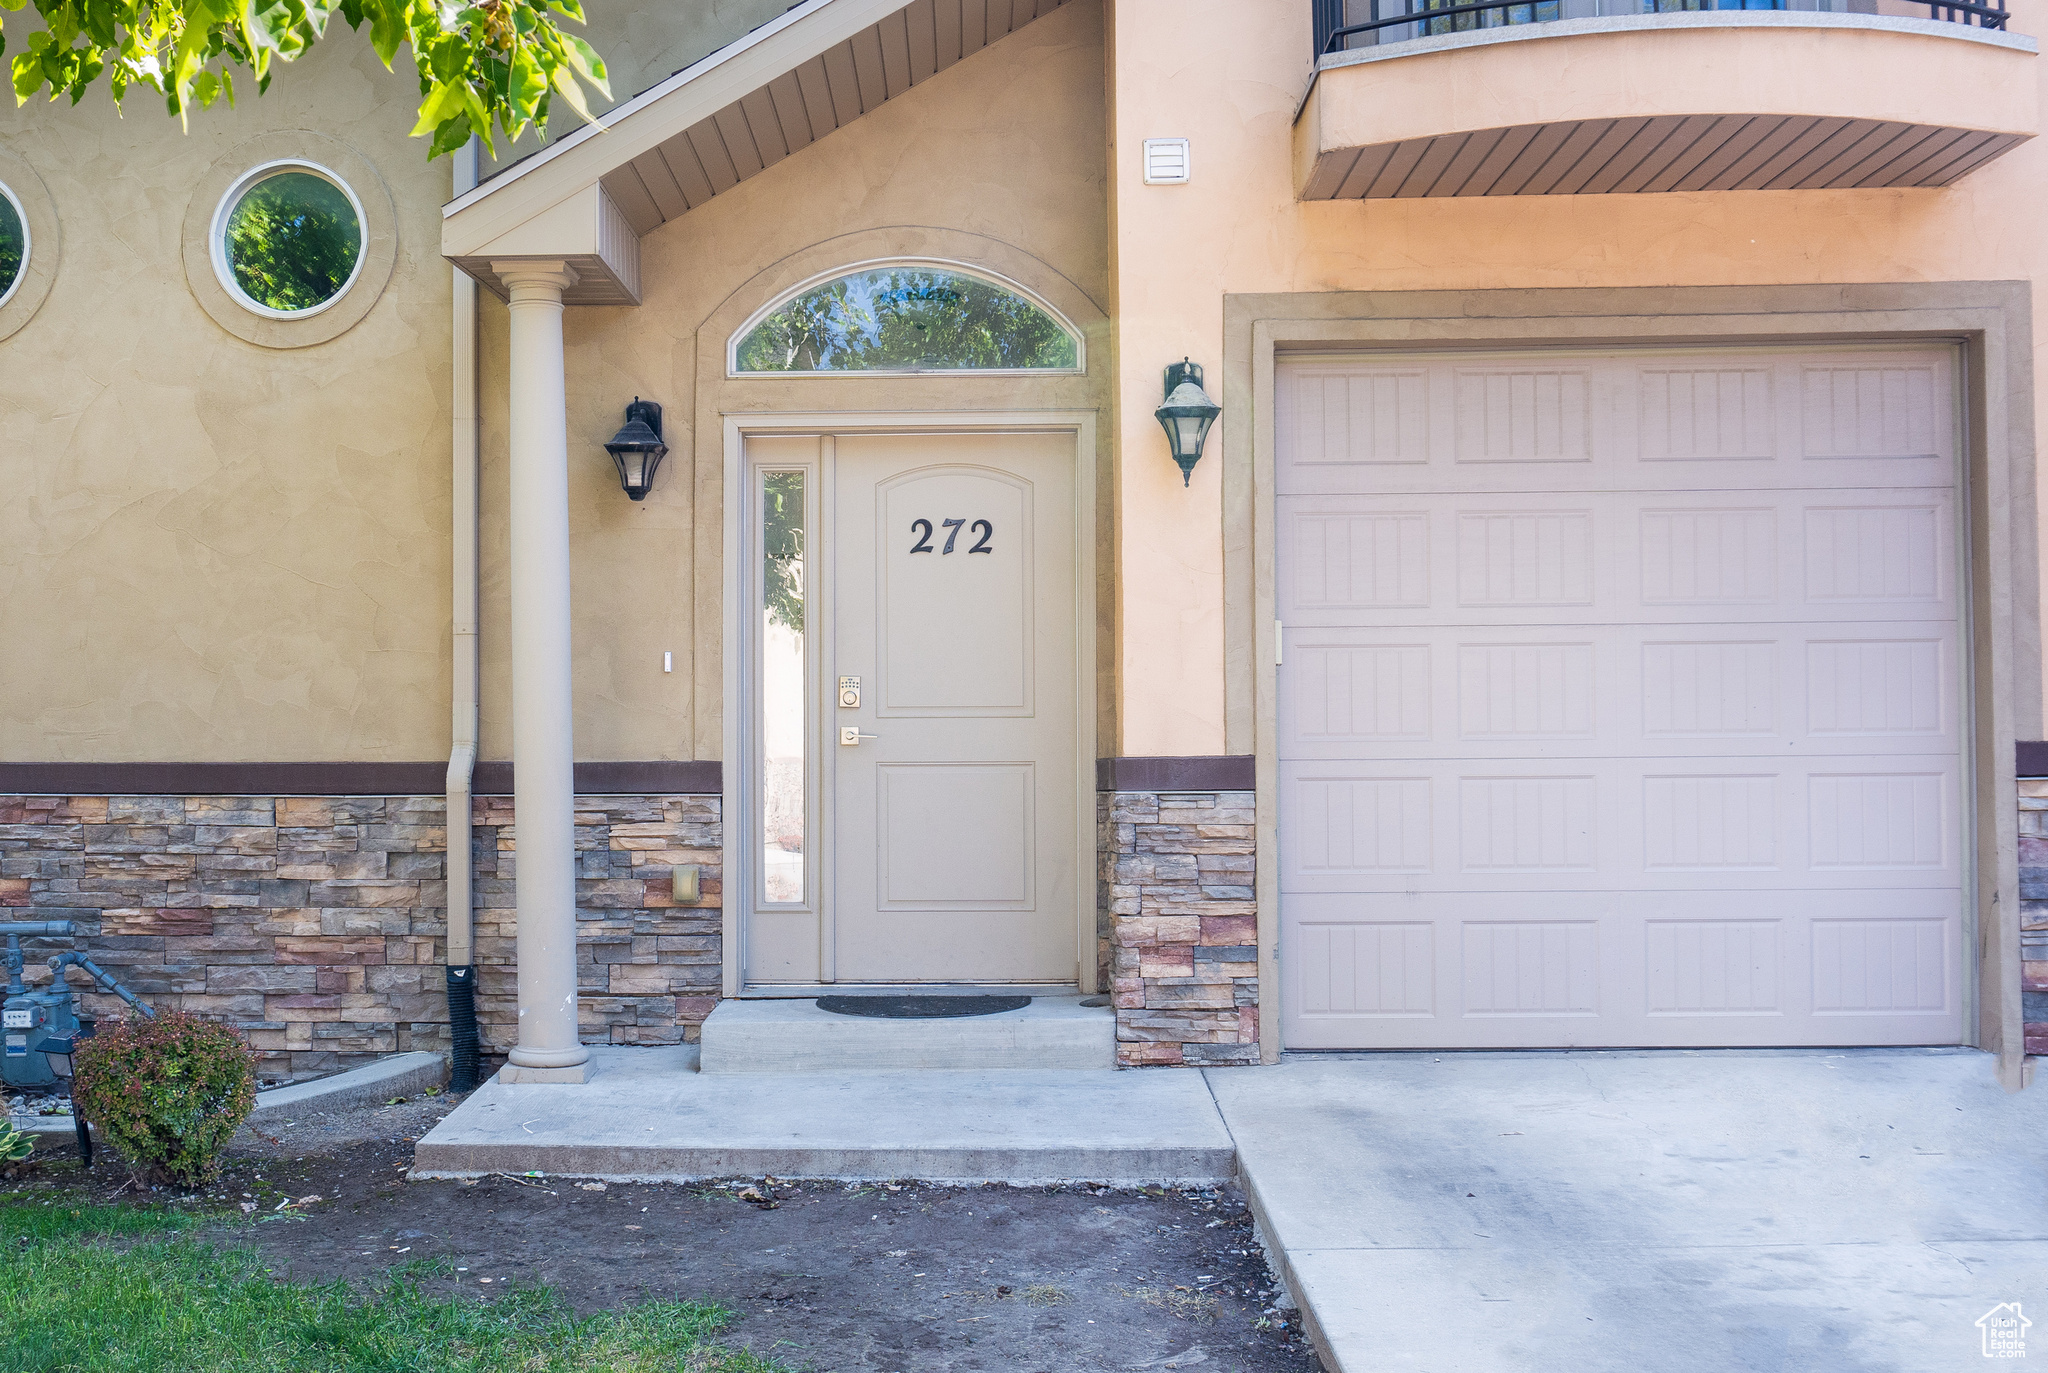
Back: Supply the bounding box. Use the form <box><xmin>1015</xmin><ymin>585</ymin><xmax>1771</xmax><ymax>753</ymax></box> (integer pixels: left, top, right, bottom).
<box><xmin>1208</xmin><ymin>1050</ymin><xmax>2048</xmax><ymax>1373</ymax></box>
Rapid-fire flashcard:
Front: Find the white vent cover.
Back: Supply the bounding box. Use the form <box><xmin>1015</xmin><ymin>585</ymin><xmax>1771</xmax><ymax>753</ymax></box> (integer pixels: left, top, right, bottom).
<box><xmin>1143</xmin><ymin>138</ymin><xmax>1191</xmax><ymax>185</ymax></box>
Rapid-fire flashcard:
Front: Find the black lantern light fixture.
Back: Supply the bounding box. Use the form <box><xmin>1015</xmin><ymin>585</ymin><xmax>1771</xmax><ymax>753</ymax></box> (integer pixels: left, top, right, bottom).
<box><xmin>1154</xmin><ymin>359</ymin><xmax>1222</xmax><ymax>487</ymax></box>
<box><xmin>604</xmin><ymin>397</ymin><xmax>669</xmax><ymax>501</ymax></box>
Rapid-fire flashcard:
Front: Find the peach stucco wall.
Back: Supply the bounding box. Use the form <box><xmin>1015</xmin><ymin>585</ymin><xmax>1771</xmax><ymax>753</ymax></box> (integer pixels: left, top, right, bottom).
<box><xmin>1106</xmin><ymin>0</ymin><xmax>2048</xmax><ymax>755</ymax></box>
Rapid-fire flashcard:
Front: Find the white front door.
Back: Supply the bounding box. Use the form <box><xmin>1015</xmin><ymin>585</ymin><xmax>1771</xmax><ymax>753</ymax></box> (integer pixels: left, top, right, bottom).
<box><xmin>743</xmin><ymin>430</ymin><xmax>1080</xmax><ymax>986</ymax></box>
<box><xmin>1276</xmin><ymin>345</ymin><xmax>1968</xmax><ymax>1049</ymax></box>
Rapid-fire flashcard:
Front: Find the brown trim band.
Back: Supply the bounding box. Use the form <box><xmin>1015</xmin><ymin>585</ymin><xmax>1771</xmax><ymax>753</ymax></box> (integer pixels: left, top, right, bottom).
<box><xmin>0</xmin><ymin>761</ymin><xmax>723</xmax><ymax>797</ymax></box>
<box><xmin>2019</xmin><ymin>743</ymin><xmax>2048</xmax><ymax>778</ymax></box>
<box><xmin>474</xmin><ymin>761</ymin><xmax>722</xmax><ymax>795</ymax></box>
<box><xmin>1096</xmin><ymin>755</ymin><xmax>1256</xmax><ymax>792</ymax></box>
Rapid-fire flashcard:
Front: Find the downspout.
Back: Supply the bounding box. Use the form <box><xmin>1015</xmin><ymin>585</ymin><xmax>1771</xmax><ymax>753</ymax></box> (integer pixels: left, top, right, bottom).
<box><xmin>445</xmin><ymin>137</ymin><xmax>482</xmax><ymax>1092</ymax></box>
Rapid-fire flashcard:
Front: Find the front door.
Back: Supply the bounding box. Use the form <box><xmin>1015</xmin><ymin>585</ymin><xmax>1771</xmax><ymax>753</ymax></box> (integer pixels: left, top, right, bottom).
<box><xmin>743</xmin><ymin>429</ymin><xmax>1079</xmax><ymax>987</ymax></box>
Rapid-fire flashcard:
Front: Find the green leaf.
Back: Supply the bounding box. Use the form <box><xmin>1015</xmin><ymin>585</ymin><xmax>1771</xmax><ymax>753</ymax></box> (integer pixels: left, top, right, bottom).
<box><xmin>406</xmin><ymin>74</ymin><xmax>462</xmax><ymax>137</ymax></box>
<box><xmin>364</xmin><ymin>0</ymin><xmax>402</xmax><ymax>67</ymax></box>
<box><xmin>560</xmin><ymin>31</ymin><xmax>603</xmax><ymax>91</ymax></box>
<box><xmin>2</xmin><ymin>0</ymin><xmax>615</xmax><ymax>161</ymax></box>
<box><xmin>425</xmin><ymin>107</ymin><xmax>469</xmax><ymax>158</ymax></box>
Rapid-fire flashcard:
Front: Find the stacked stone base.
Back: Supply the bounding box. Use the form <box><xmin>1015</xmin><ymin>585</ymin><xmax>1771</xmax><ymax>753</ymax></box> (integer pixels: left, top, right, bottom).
<box><xmin>0</xmin><ymin>792</ymin><xmax>722</xmax><ymax>1082</ymax></box>
<box><xmin>1098</xmin><ymin>790</ymin><xmax>1258</xmax><ymax>1067</ymax></box>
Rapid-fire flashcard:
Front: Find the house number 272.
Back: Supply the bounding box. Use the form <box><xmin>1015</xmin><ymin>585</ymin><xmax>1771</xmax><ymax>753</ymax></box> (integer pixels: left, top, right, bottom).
<box><xmin>909</xmin><ymin>518</ymin><xmax>993</xmax><ymax>554</ymax></box>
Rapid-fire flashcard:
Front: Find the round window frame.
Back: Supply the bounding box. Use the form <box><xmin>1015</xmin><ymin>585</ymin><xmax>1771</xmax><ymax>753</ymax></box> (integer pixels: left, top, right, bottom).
<box><xmin>0</xmin><ymin>147</ymin><xmax>58</xmax><ymax>345</ymax></box>
<box><xmin>209</xmin><ymin>159</ymin><xmax>369</xmax><ymax>322</ymax></box>
<box><xmin>181</xmin><ymin>133</ymin><xmax>396</xmax><ymax>351</ymax></box>
<box><xmin>0</xmin><ymin>179</ymin><xmax>30</xmax><ymax>313</ymax></box>
<box><xmin>727</xmin><ymin>257</ymin><xmax>1087</xmax><ymax>379</ymax></box>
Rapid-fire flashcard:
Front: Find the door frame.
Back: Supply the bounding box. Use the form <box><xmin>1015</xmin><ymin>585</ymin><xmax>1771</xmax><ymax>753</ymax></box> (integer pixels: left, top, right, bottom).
<box><xmin>1220</xmin><ymin>283</ymin><xmax>2040</xmax><ymax>1079</ymax></box>
<box><xmin>721</xmin><ymin>409</ymin><xmax>1099</xmax><ymax>998</ymax></box>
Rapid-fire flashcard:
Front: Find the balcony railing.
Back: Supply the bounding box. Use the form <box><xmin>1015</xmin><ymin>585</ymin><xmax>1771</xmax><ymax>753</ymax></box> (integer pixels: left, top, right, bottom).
<box><xmin>1314</xmin><ymin>0</ymin><xmax>2011</xmax><ymax>55</ymax></box>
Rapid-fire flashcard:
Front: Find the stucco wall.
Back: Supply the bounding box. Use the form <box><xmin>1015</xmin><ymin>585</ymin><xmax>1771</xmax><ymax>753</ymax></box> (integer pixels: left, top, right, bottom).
<box><xmin>0</xmin><ymin>0</ymin><xmax>810</xmax><ymax>768</ymax></box>
<box><xmin>0</xmin><ymin>42</ymin><xmax>456</xmax><ymax>762</ymax></box>
<box><xmin>474</xmin><ymin>0</ymin><xmax>1114</xmax><ymax>762</ymax></box>
<box><xmin>1106</xmin><ymin>0</ymin><xmax>2048</xmax><ymax>754</ymax></box>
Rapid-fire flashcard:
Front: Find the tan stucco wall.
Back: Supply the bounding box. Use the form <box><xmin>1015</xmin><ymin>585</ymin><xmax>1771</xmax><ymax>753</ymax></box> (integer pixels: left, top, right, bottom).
<box><xmin>0</xmin><ymin>0</ymin><xmax>874</xmax><ymax>765</ymax></box>
<box><xmin>0</xmin><ymin>42</ymin><xmax>454</xmax><ymax>762</ymax></box>
<box><xmin>474</xmin><ymin>0</ymin><xmax>1113</xmax><ymax>762</ymax></box>
<box><xmin>1106</xmin><ymin>0</ymin><xmax>2048</xmax><ymax>754</ymax></box>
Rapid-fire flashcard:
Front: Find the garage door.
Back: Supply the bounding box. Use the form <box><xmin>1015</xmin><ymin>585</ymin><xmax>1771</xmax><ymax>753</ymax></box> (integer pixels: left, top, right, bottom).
<box><xmin>1276</xmin><ymin>346</ymin><xmax>1966</xmax><ymax>1049</ymax></box>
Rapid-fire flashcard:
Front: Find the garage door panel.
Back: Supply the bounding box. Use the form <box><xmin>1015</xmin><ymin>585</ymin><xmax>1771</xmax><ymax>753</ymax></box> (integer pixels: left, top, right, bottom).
<box><xmin>1281</xmin><ymin>755</ymin><xmax>1961</xmax><ymax>894</ymax></box>
<box><xmin>1277</xmin><ymin>350</ymin><xmax>1957</xmax><ymax>498</ymax></box>
<box><xmin>1277</xmin><ymin>488</ymin><xmax>1957</xmax><ymax>628</ymax></box>
<box><xmin>1280</xmin><ymin>624</ymin><xmax>1962</xmax><ymax>761</ymax></box>
<box><xmin>1282</xmin><ymin>889</ymin><xmax>1962</xmax><ymax>1049</ymax></box>
<box><xmin>1278</xmin><ymin>340</ymin><xmax>1965</xmax><ymax>1051</ymax></box>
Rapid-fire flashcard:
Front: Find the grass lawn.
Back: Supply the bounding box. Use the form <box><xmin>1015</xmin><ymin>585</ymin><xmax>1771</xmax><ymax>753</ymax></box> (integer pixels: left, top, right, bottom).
<box><xmin>1</xmin><ymin>1200</ymin><xmax>787</xmax><ymax>1373</ymax></box>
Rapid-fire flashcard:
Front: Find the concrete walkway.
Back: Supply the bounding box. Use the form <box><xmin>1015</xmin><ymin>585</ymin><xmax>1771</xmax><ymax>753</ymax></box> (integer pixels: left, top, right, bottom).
<box><xmin>1212</xmin><ymin>1049</ymin><xmax>2048</xmax><ymax>1373</ymax></box>
<box><xmin>415</xmin><ymin>1046</ymin><xmax>2046</xmax><ymax>1371</ymax></box>
<box><xmin>412</xmin><ymin>1045</ymin><xmax>1235</xmax><ymax>1185</ymax></box>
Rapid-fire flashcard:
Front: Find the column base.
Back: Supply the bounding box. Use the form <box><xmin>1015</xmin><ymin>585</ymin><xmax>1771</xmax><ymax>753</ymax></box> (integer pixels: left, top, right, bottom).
<box><xmin>496</xmin><ymin>1063</ymin><xmax>592</xmax><ymax>1085</ymax></box>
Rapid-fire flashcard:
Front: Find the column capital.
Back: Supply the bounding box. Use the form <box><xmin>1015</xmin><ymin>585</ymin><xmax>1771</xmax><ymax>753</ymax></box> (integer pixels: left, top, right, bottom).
<box><xmin>491</xmin><ymin>259</ymin><xmax>581</xmax><ymax>299</ymax></box>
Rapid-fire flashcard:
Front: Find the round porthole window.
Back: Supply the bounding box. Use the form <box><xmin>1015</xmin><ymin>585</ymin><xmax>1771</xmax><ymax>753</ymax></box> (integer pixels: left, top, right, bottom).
<box><xmin>211</xmin><ymin>162</ymin><xmax>365</xmax><ymax>318</ymax></box>
<box><xmin>0</xmin><ymin>182</ymin><xmax>27</xmax><ymax>311</ymax></box>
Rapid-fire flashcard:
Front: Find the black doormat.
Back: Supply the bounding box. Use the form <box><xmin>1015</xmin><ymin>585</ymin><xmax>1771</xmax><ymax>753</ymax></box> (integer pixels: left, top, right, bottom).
<box><xmin>815</xmin><ymin>994</ymin><xmax>1032</xmax><ymax>1019</ymax></box>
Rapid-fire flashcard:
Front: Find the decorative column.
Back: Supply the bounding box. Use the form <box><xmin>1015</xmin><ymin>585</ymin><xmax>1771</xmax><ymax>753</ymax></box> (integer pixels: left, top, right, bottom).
<box><xmin>493</xmin><ymin>259</ymin><xmax>590</xmax><ymax>1084</ymax></box>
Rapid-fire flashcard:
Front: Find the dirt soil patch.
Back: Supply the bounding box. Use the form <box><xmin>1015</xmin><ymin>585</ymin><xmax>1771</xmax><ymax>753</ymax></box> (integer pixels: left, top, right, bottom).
<box><xmin>13</xmin><ymin>1090</ymin><xmax>1323</xmax><ymax>1372</ymax></box>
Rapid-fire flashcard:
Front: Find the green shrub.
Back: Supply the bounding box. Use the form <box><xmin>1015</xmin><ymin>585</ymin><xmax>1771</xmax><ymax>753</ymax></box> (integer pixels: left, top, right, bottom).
<box><xmin>71</xmin><ymin>1011</ymin><xmax>256</xmax><ymax>1187</ymax></box>
<box><xmin>0</xmin><ymin>1120</ymin><xmax>33</xmax><ymax>1177</ymax></box>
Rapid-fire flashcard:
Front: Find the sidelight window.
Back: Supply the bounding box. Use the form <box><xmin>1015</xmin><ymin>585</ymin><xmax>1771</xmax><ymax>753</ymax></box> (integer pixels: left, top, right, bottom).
<box><xmin>760</xmin><ymin>469</ymin><xmax>808</xmax><ymax>905</ymax></box>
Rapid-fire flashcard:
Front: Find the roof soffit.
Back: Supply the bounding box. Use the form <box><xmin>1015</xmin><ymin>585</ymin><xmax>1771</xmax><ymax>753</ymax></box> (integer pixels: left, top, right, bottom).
<box><xmin>445</xmin><ymin>0</ymin><xmax>1075</xmax><ymax>288</ymax></box>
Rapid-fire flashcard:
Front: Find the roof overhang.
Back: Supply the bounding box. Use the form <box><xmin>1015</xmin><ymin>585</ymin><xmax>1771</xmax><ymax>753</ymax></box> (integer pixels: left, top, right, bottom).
<box><xmin>445</xmin><ymin>0</ymin><xmax>1074</xmax><ymax>303</ymax></box>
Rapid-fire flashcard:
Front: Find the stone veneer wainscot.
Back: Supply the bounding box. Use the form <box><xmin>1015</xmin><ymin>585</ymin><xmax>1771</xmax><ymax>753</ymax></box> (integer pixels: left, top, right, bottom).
<box><xmin>1097</xmin><ymin>789</ymin><xmax>1259</xmax><ymax>1066</ymax></box>
<box><xmin>0</xmin><ymin>793</ymin><xmax>722</xmax><ymax>1081</ymax></box>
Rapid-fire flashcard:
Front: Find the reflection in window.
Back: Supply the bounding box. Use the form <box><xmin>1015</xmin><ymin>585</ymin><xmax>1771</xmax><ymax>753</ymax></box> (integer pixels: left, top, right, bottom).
<box><xmin>761</xmin><ymin>470</ymin><xmax>807</xmax><ymax>904</ymax></box>
<box><xmin>1416</xmin><ymin>0</ymin><xmax>1558</xmax><ymax>33</ymax></box>
<box><xmin>221</xmin><ymin>169</ymin><xmax>363</xmax><ymax>314</ymax></box>
<box><xmin>734</xmin><ymin>267</ymin><xmax>1079</xmax><ymax>373</ymax></box>
<box><xmin>0</xmin><ymin>186</ymin><xmax>24</xmax><ymax>306</ymax></box>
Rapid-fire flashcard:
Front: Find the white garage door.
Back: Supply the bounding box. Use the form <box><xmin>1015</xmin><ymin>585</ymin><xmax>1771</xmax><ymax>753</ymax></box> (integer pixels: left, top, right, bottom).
<box><xmin>1277</xmin><ymin>346</ymin><xmax>1966</xmax><ymax>1049</ymax></box>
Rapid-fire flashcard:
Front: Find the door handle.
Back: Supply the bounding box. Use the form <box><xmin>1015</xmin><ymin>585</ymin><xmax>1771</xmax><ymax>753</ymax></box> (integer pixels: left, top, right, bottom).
<box><xmin>839</xmin><ymin>727</ymin><xmax>879</xmax><ymax>746</ymax></box>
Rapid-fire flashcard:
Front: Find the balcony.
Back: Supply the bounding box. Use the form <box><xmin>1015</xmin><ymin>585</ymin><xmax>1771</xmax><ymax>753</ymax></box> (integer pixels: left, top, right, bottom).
<box><xmin>1297</xmin><ymin>0</ymin><xmax>2037</xmax><ymax>197</ymax></box>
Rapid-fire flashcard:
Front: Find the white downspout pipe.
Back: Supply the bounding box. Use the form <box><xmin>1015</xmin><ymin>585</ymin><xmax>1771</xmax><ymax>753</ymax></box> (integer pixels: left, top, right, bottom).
<box><xmin>446</xmin><ymin>138</ymin><xmax>482</xmax><ymax>1090</ymax></box>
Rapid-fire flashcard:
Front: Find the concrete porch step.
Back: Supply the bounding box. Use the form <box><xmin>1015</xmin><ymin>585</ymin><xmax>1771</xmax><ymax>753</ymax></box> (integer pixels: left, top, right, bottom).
<box><xmin>411</xmin><ymin>1045</ymin><xmax>1235</xmax><ymax>1185</ymax></box>
<box><xmin>697</xmin><ymin>994</ymin><xmax>1115</xmax><ymax>1072</ymax></box>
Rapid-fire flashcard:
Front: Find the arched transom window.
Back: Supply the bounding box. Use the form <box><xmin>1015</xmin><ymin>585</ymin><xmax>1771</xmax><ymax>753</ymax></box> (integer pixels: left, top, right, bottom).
<box><xmin>732</xmin><ymin>263</ymin><xmax>1081</xmax><ymax>375</ymax></box>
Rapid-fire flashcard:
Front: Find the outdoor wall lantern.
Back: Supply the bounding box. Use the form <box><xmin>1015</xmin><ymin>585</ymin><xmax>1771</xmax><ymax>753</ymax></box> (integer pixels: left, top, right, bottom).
<box><xmin>1154</xmin><ymin>359</ymin><xmax>1221</xmax><ymax>487</ymax></box>
<box><xmin>604</xmin><ymin>397</ymin><xmax>669</xmax><ymax>501</ymax></box>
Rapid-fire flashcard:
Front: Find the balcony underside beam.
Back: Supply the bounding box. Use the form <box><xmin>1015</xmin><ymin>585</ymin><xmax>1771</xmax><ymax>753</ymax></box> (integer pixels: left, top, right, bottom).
<box><xmin>1303</xmin><ymin>114</ymin><xmax>2030</xmax><ymax>198</ymax></box>
<box><xmin>1294</xmin><ymin>12</ymin><xmax>2037</xmax><ymax>199</ymax></box>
